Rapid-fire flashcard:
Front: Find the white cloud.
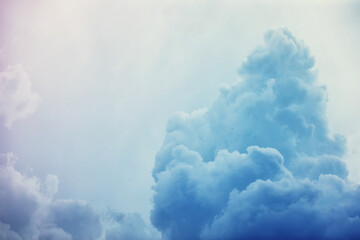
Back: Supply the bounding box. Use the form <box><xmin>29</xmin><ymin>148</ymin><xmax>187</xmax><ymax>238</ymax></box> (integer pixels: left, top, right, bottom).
<box><xmin>0</xmin><ymin>64</ymin><xmax>39</xmax><ymax>128</ymax></box>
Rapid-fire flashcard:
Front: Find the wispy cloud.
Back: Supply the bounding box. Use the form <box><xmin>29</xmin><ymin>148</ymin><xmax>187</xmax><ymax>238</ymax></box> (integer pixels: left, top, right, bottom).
<box><xmin>0</xmin><ymin>65</ymin><xmax>39</xmax><ymax>128</ymax></box>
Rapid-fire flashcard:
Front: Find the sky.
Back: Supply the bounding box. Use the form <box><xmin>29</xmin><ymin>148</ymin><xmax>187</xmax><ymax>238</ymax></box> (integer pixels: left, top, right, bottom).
<box><xmin>1</xmin><ymin>0</ymin><xmax>360</xmax><ymax>239</ymax></box>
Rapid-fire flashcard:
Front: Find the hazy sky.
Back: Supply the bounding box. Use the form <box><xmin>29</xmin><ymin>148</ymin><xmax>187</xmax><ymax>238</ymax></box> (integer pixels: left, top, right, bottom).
<box><xmin>1</xmin><ymin>1</ymin><xmax>360</xmax><ymax>239</ymax></box>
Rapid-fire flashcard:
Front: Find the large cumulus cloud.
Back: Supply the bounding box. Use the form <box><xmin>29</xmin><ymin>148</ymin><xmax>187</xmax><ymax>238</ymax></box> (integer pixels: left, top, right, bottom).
<box><xmin>0</xmin><ymin>64</ymin><xmax>39</xmax><ymax>128</ymax></box>
<box><xmin>151</xmin><ymin>28</ymin><xmax>360</xmax><ymax>239</ymax></box>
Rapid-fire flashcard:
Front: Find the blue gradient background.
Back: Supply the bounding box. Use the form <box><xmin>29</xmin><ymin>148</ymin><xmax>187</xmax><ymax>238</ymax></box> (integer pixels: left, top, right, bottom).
<box><xmin>1</xmin><ymin>1</ymin><xmax>360</xmax><ymax>239</ymax></box>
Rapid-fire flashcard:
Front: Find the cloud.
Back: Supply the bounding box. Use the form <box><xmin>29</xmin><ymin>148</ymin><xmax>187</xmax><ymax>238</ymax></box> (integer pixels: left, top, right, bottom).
<box><xmin>44</xmin><ymin>200</ymin><xmax>102</xmax><ymax>240</ymax></box>
<box><xmin>0</xmin><ymin>153</ymin><xmax>102</xmax><ymax>240</ymax></box>
<box><xmin>0</xmin><ymin>152</ymin><xmax>160</xmax><ymax>240</ymax></box>
<box><xmin>0</xmin><ymin>63</ymin><xmax>158</xmax><ymax>239</ymax></box>
<box><xmin>0</xmin><ymin>64</ymin><xmax>39</xmax><ymax>128</ymax></box>
<box><xmin>103</xmin><ymin>210</ymin><xmax>161</xmax><ymax>240</ymax></box>
<box><xmin>0</xmin><ymin>153</ymin><xmax>45</xmax><ymax>238</ymax></box>
<box><xmin>0</xmin><ymin>222</ymin><xmax>21</xmax><ymax>240</ymax></box>
<box><xmin>201</xmin><ymin>175</ymin><xmax>360</xmax><ymax>240</ymax></box>
<box><xmin>151</xmin><ymin>28</ymin><xmax>360</xmax><ymax>239</ymax></box>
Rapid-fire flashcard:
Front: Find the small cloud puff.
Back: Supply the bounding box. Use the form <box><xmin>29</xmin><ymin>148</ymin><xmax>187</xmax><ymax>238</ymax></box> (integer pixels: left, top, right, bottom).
<box><xmin>0</xmin><ymin>64</ymin><xmax>39</xmax><ymax>128</ymax></box>
<box><xmin>103</xmin><ymin>210</ymin><xmax>161</xmax><ymax>240</ymax></box>
<box><xmin>151</xmin><ymin>28</ymin><xmax>360</xmax><ymax>240</ymax></box>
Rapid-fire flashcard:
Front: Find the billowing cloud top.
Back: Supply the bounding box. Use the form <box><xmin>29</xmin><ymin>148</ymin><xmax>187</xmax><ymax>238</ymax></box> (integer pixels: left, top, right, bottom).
<box><xmin>151</xmin><ymin>28</ymin><xmax>360</xmax><ymax>240</ymax></box>
<box><xmin>0</xmin><ymin>64</ymin><xmax>39</xmax><ymax>128</ymax></box>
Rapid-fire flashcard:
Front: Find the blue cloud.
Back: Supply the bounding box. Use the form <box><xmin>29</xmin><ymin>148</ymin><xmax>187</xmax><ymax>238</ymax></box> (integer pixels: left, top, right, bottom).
<box><xmin>45</xmin><ymin>200</ymin><xmax>102</xmax><ymax>240</ymax></box>
<box><xmin>151</xmin><ymin>28</ymin><xmax>359</xmax><ymax>239</ymax></box>
<box><xmin>0</xmin><ymin>153</ymin><xmax>102</xmax><ymax>240</ymax></box>
<box><xmin>104</xmin><ymin>210</ymin><xmax>161</xmax><ymax>240</ymax></box>
<box><xmin>0</xmin><ymin>222</ymin><xmax>21</xmax><ymax>240</ymax></box>
<box><xmin>0</xmin><ymin>153</ymin><xmax>159</xmax><ymax>240</ymax></box>
<box><xmin>201</xmin><ymin>175</ymin><xmax>360</xmax><ymax>240</ymax></box>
